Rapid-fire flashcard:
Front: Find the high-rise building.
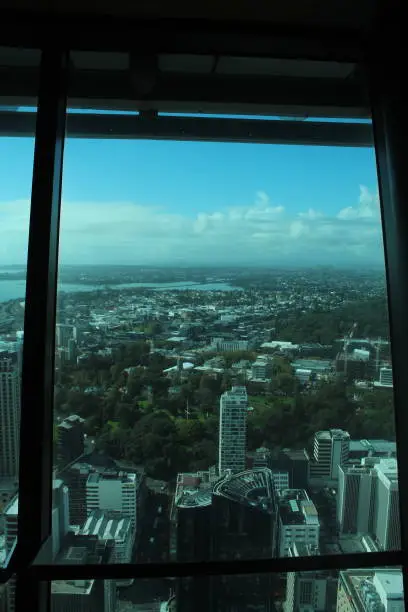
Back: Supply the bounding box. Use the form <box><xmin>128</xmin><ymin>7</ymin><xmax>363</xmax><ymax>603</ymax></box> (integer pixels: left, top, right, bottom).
<box><xmin>212</xmin><ymin>468</ymin><xmax>279</xmax><ymax>611</ymax></box>
<box><xmin>337</xmin><ymin>568</ymin><xmax>403</xmax><ymax>612</ymax></box>
<box><xmin>4</xmin><ymin>495</ymin><xmax>18</xmax><ymax>612</ymax></box>
<box><xmin>56</xmin><ymin>323</ymin><xmax>77</xmax><ymax>349</ymax></box>
<box><xmin>284</xmin><ymin>543</ymin><xmax>337</xmax><ymax>612</ymax></box>
<box><xmin>337</xmin><ymin>465</ymin><xmax>376</xmax><ymax>535</ymax></box>
<box><xmin>271</xmin><ymin>449</ymin><xmax>310</xmax><ymax>490</ymax></box>
<box><xmin>59</xmin><ymin>462</ymin><xmax>95</xmax><ymax>526</ymax></box>
<box><xmin>79</xmin><ymin>510</ymin><xmax>134</xmax><ymax>565</ymax></box>
<box><xmin>379</xmin><ymin>366</ymin><xmax>393</xmax><ymax>387</ymax></box>
<box><xmin>52</xmin><ymin>479</ymin><xmax>70</xmax><ymax>559</ymax></box>
<box><xmin>86</xmin><ymin>470</ymin><xmax>138</xmax><ymax>531</ymax></box>
<box><xmin>52</xmin><ymin>533</ymin><xmax>116</xmax><ymax>612</ymax></box>
<box><xmin>0</xmin><ymin>351</ymin><xmax>21</xmax><ymax>479</ymax></box>
<box><xmin>170</xmin><ymin>471</ymin><xmax>214</xmax><ymax>612</ymax></box>
<box><xmin>278</xmin><ymin>489</ymin><xmax>320</xmax><ymax>557</ymax></box>
<box><xmin>309</xmin><ymin>429</ymin><xmax>350</xmax><ymax>486</ymax></box>
<box><xmin>337</xmin><ymin>458</ymin><xmax>400</xmax><ymax>550</ymax></box>
<box><xmin>218</xmin><ymin>386</ymin><xmax>248</xmax><ymax>474</ymax></box>
<box><xmin>57</xmin><ymin>414</ymin><xmax>85</xmax><ymax>468</ymax></box>
<box><xmin>373</xmin><ymin>458</ymin><xmax>400</xmax><ymax>550</ymax></box>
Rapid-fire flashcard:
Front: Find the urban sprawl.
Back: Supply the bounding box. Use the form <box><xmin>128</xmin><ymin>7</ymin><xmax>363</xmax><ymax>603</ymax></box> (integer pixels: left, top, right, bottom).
<box><xmin>0</xmin><ymin>267</ymin><xmax>402</xmax><ymax>611</ymax></box>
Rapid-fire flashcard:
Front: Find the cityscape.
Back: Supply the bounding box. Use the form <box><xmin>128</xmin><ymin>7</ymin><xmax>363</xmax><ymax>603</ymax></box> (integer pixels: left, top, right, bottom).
<box><xmin>0</xmin><ymin>264</ymin><xmax>402</xmax><ymax>611</ymax></box>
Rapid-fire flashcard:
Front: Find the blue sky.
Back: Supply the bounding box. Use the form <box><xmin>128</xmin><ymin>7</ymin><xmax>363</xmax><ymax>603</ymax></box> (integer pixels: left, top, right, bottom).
<box><xmin>0</xmin><ymin>135</ymin><xmax>384</xmax><ymax>267</ymax></box>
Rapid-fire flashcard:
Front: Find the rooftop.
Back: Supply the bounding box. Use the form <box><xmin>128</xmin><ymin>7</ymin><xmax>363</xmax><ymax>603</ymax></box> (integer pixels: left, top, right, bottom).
<box><xmin>174</xmin><ymin>472</ymin><xmax>213</xmax><ymax>509</ymax></box>
<box><xmin>80</xmin><ymin>510</ymin><xmax>132</xmax><ymax>540</ymax></box>
<box><xmin>87</xmin><ymin>470</ymin><xmax>137</xmax><ymax>485</ymax></box>
<box><xmin>315</xmin><ymin>429</ymin><xmax>350</xmax><ymax>441</ymax></box>
<box><xmin>213</xmin><ymin>468</ymin><xmax>276</xmax><ymax>513</ymax></box>
<box><xmin>51</xmin><ymin>579</ymin><xmax>94</xmax><ymax>596</ymax></box>
<box><xmin>374</xmin><ymin>570</ymin><xmax>403</xmax><ymax>599</ymax></box>
<box><xmin>278</xmin><ymin>489</ymin><xmax>319</xmax><ymax>526</ymax></box>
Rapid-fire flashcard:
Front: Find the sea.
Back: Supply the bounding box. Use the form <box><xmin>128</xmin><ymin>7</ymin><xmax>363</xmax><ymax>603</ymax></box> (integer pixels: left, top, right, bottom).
<box><xmin>0</xmin><ymin>278</ymin><xmax>240</xmax><ymax>303</ymax></box>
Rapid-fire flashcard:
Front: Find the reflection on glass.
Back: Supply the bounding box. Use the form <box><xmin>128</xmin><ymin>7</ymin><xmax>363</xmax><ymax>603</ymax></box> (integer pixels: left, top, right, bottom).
<box><xmin>0</xmin><ymin>101</ymin><xmax>37</xmax><ymax>566</ymax></box>
<box><xmin>52</xmin><ymin>123</ymin><xmax>399</xmax><ymax>569</ymax></box>
<box><xmin>50</xmin><ymin>567</ymin><xmax>404</xmax><ymax>612</ymax></box>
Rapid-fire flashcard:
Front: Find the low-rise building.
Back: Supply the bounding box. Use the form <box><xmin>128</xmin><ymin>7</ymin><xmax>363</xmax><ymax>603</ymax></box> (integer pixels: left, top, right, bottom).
<box><xmin>278</xmin><ymin>489</ymin><xmax>320</xmax><ymax>557</ymax></box>
<box><xmin>337</xmin><ymin>568</ymin><xmax>403</xmax><ymax>612</ymax></box>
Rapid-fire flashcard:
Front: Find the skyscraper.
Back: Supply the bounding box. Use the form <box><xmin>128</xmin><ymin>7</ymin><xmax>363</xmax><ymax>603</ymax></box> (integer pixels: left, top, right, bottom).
<box><xmin>373</xmin><ymin>458</ymin><xmax>400</xmax><ymax>550</ymax></box>
<box><xmin>218</xmin><ymin>386</ymin><xmax>248</xmax><ymax>474</ymax></box>
<box><xmin>57</xmin><ymin>414</ymin><xmax>85</xmax><ymax>468</ymax></box>
<box><xmin>170</xmin><ymin>471</ymin><xmax>214</xmax><ymax>612</ymax></box>
<box><xmin>0</xmin><ymin>351</ymin><xmax>21</xmax><ymax>480</ymax></box>
<box><xmin>337</xmin><ymin>465</ymin><xmax>376</xmax><ymax>535</ymax></box>
<box><xmin>52</xmin><ymin>533</ymin><xmax>116</xmax><ymax>612</ymax></box>
<box><xmin>309</xmin><ymin>429</ymin><xmax>350</xmax><ymax>486</ymax></box>
<box><xmin>86</xmin><ymin>470</ymin><xmax>138</xmax><ymax>531</ymax></box>
<box><xmin>212</xmin><ymin>468</ymin><xmax>279</xmax><ymax>610</ymax></box>
<box><xmin>284</xmin><ymin>543</ymin><xmax>337</xmax><ymax>612</ymax></box>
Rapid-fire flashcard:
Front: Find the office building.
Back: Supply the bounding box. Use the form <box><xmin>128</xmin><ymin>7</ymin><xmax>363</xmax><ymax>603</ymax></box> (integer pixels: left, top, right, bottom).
<box><xmin>337</xmin><ymin>465</ymin><xmax>376</xmax><ymax>535</ymax></box>
<box><xmin>170</xmin><ymin>471</ymin><xmax>214</xmax><ymax>612</ymax></box>
<box><xmin>218</xmin><ymin>386</ymin><xmax>248</xmax><ymax>474</ymax></box>
<box><xmin>86</xmin><ymin>470</ymin><xmax>138</xmax><ymax>530</ymax></box>
<box><xmin>284</xmin><ymin>543</ymin><xmax>337</xmax><ymax>612</ymax></box>
<box><xmin>270</xmin><ymin>449</ymin><xmax>310</xmax><ymax>490</ymax></box>
<box><xmin>79</xmin><ymin>510</ymin><xmax>134</xmax><ymax>565</ymax></box>
<box><xmin>278</xmin><ymin>489</ymin><xmax>320</xmax><ymax>557</ymax></box>
<box><xmin>4</xmin><ymin>495</ymin><xmax>18</xmax><ymax>612</ymax></box>
<box><xmin>379</xmin><ymin>366</ymin><xmax>393</xmax><ymax>387</ymax></box>
<box><xmin>337</xmin><ymin>568</ymin><xmax>404</xmax><ymax>612</ymax></box>
<box><xmin>0</xmin><ymin>584</ymin><xmax>6</xmax><ymax>612</ymax></box>
<box><xmin>310</xmin><ymin>429</ymin><xmax>350</xmax><ymax>486</ymax></box>
<box><xmin>373</xmin><ymin>458</ymin><xmax>400</xmax><ymax>550</ymax></box>
<box><xmin>348</xmin><ymin>439</ymin><xmax>396</xmax><ymax>461</ymax></box>
<box><xmin>272</xmin><ymin>470</ymin><xmax>290</xmax><ymax>492</ymax></box>
<box><xmin>52</xmin><ymin>533</ymin><xmax>116</xmax><ymax>612</ymax></box>
<box><xmin>59</xmin><ymin>462</ymin><xmax>95</xmax><ymax>526</ymax></box>
<box><xmin>0</xmin><ymin>351</ymin><xmax>21</xmax><ymax>479</ymax></box>
<box><xmin>251</xmin><ymin>356</ymin><xmax>273</xmax><ymax>381</ymax></box>
<box><xmin>212</xmin><ymin>468</ymin><xmax>278</xmax><ymax>610</ymax></box>
<box><xmin>212</xmin><ymin>468</ymin><xmax>278</xmax><ymax>560</ymax></box>
<box><xmin>251</xmin><ymin>446</ymin><xmax>272</xmax><ymax>469</ymax></box>
<box><xmin>56</xmin><ymin>323</ymin><xmax>77</xmax><ymax>349</ymax></box>
<box><xmin>52</xmin><ymin>479</ymin><xmax>70</xmax><ymax>559</ymax></box>
<box><xmin>211</xmin><ymin>339</ymin><xmax>249</xmax><ymax>352</ymax></box>
<box><xmin>57</xmin><ymin>414</ymin><xmax>85</xmax><ymax>467</ymax></box>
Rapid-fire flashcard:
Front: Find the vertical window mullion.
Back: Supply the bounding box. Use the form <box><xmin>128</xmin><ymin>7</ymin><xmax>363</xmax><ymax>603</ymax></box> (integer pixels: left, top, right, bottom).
<box><xmin>16</xmin><ymin>47</ymin><xmax>68</xmax><ymax>612</ymax></box>
<box><xmin>370</xmin><ymin>52</ymin><xmax>408</xmax><ymax>602</ymax></box>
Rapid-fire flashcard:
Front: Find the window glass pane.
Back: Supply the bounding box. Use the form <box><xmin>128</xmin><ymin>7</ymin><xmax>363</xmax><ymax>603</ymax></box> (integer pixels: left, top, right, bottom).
<box><xmin>49</xmin><ymin>567</ymin><xmax>404</xmax><ymax>612</ymax></box>
<box><xmin>52</xmin><ymin>106</ymin><xmax>400</xmax><ymax>566</ymax></box>
<box><xmin>0</xmin><ymin>48</ymin><xmax>39</xmax><ymax>569</ymax></box>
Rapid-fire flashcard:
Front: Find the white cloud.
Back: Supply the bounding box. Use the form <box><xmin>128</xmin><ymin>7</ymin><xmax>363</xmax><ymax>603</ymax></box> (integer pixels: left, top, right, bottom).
<box><xmin>337</xmin><ymin>185</ymin><xmax>380</xmax><ymax>220</ymax></box>
<box><xmin>0</xmin><ymin>187</ymin><xmax>385</xmax><ymax>267</ymax></box>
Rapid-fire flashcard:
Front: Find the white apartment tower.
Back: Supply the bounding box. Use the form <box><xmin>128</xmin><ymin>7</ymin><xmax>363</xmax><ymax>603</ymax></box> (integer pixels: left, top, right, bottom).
<box><xmin>373</xmin><ymin>458</ymin><xmax>400</xmax><ymax>550</ymax></box>
<box><xmin>311</xmin><ymin>429</ymin><xmax>350</xmax><ymax>484</ymax></box>
<box><xmin>0</xmin><ymin>352</ymin><xmax>21</xmax><ymax>479</ymax></box>
<box><xmin>86</xmin><ymin>470</ymin><xmax>138</xmax><ymax>531</ymax></box>
<box><xmin>218</xmin><ymin>386</ymin><xmax>248</xmax><ymax>474</ymax></box>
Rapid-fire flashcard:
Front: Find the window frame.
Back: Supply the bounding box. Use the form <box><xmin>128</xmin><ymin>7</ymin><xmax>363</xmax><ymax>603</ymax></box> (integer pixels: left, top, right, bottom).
<box><xmin>0</xmin><ymin>18</ymin><xmax>405</xmax><ymax>609</ymax></box>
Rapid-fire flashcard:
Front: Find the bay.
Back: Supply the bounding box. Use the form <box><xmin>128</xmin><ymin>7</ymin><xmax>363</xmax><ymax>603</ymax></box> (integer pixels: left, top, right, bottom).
<box><xmin>0</xmin><ymin>280</ymin><xmax>240</xmax><ymax>303</ymax></box>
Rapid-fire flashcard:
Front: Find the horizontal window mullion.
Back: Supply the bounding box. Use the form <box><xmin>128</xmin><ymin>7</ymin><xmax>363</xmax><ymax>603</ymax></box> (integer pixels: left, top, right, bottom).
<box><xmin>0</xmin><ymin>111</ymin><xmax>373</xmax><ymax>146</ymax></box>
<box><xmin>27</xmin><ymin>550</ymin><xmax>404</xmax><ymax>581</ymax></box>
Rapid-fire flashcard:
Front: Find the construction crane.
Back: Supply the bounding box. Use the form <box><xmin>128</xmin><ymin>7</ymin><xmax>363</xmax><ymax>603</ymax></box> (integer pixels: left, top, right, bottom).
<box><xmin>343</xmin><ymin>322</ymin><xmax>357</xmax><ymax>377</ymax></box>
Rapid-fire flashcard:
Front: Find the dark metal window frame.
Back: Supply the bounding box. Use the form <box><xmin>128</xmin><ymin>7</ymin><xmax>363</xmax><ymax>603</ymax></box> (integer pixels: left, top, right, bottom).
<box><xmin>0</xmin><ymin>19</ymin><xmax>406</xmax><ymax>608</ymax></box>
